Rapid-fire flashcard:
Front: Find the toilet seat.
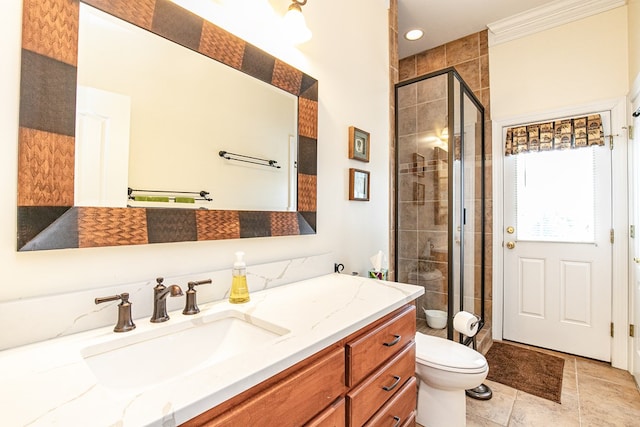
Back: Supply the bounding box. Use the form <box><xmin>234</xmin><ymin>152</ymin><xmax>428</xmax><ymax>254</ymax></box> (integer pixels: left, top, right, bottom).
<box><xmin>415</xmin><ymin>332</ymin><xmax>487</xmax><ymax>374</ymax></box>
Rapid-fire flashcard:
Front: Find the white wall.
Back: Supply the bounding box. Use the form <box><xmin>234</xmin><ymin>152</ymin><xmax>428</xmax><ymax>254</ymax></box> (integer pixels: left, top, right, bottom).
<box><xmin>490</xmin><ymin>6</ymin><xmax>629</xmax><ymax>120</ymax></box>
<box><xmin>0</xmin><ymin>0</ymin><xmax>390</xmax><ymax>302</ymax></box>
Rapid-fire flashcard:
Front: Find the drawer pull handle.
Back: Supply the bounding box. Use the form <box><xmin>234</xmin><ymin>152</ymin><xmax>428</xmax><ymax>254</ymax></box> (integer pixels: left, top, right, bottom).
<box><xmin>382</xmin><ymin>375</ymin><xmax>401</xmax><ymax>391</ymax></box>
<box><xmin>392</xmin><ymin>416</ymin><xmax>401</xmax><ymax>427</ymax></box>
<box><xmin>383</xmin><ymin>334</ymin><xmax>401</xmax><ymax>347</ymax></box>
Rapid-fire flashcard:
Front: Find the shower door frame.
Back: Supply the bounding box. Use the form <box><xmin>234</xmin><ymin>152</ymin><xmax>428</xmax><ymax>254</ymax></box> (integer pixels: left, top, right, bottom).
<box><xmin>394</xmin><ymin>68</ymin><xmax>486</xmax><ymax>342</ymax></box>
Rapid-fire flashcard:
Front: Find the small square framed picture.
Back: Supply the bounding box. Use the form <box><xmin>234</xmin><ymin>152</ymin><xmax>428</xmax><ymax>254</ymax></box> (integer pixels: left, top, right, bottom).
<box><xmin>413</xmin><ymin>182</ymin><xmax>425</xmax><ymax>205</ymax></box>
<box><xmin>349</xmin><ymin>168</ymin><xmax>370</xmax><ymax>201</ymax></box>
<box><xmin>413</xmin><ymin>153</ymin><xmax>425</xmax><ymax>177</ymax></box>
<box><xmin>348</xmin><ymin>126</ymin><xmax>370</xmax><ymax>162</ymax></box>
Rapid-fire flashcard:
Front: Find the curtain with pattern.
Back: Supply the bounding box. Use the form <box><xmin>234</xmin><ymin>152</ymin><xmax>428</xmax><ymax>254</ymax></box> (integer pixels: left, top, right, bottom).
<box><xmin>505</xmin><ymin>114</ymin><xmax>604</xmax><ymax>156</ymax></box>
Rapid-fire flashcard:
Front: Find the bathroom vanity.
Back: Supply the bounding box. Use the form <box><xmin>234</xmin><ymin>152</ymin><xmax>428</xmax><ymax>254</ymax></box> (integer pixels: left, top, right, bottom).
<box><xmin>185</xmin><ymin>302</ymin><xmax>417</xmax><ymax>426</ymax></box>
<box><xmin>0</xmin><ymin>273</ymin><xmax>422</xmax><ymax>426</ymax></box>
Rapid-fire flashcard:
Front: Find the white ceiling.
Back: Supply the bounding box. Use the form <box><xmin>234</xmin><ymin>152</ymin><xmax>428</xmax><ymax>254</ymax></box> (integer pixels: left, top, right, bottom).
<box><xmin>398</xmin><ymin>0</ymin><xmax>556</xmax><ymax>58</ymax></box>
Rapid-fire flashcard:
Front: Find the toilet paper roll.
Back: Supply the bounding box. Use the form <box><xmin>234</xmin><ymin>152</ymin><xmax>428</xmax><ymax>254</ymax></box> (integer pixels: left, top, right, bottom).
<box><xmin>453</xmin><ymin>311</ymin><xmax>479</xmax><ymax>337</ymax></box>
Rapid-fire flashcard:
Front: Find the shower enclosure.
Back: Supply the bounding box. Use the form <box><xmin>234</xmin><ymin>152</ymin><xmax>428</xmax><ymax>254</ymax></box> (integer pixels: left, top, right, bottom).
<box><xmin>395</xmin><ymin>68</ymin><xmax>486</xmax><ymax>341</ymax></box>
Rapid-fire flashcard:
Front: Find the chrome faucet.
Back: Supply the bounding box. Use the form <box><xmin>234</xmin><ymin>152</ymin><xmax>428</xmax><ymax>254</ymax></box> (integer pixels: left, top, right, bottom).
<box><xmin>151</xmin><ymin>277</ymin><xmax>183</xmax><ymax>323</ymax></box>
<box><xmin>95</xmin><ymin>293</ymin><xmax>136</xmax><ymax>332</ymax></box>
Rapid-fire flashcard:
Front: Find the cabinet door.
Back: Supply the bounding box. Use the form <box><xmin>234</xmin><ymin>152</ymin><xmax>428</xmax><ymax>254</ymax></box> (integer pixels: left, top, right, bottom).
<box><xmin>346</xmin><ymin>305</ymin><xmax>416</xmax><ymax>386</ymax></box>
<box><xmin>203</xmin><ymin>347</ymin><xmax>346</xmax><ymax>427</ymax></box>
<box><xmin>347</xmin><ymin>343</ymin><xmax>415</xmax><ymax>426</ymax></box>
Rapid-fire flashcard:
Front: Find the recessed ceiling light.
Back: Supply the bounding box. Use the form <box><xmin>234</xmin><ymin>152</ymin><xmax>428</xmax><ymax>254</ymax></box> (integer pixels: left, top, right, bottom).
<box><xmin>404</xmin><ymin>29</ymin><xmax>424</xmax><ymax>41</ymax></box>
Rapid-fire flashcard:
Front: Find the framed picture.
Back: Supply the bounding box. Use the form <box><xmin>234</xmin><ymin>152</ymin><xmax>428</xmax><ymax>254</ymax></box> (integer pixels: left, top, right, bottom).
<box><xmin>349</xmin><ymin>168</ymin><xmax>370</xmax><ymax>201</ymax></box>
<box><xmin>413</xmin><ymin>182</ymin><xmax>425</xmax><ymax>205</ymax></box>
<box><xmin>413</xmin><ymin>153</ymin><xmax>425</xmax><ymax>177</ymax></box>
<box><xmin>434</xmin><ymin>146</ymin><xmax>448</xmax><ymax>225</ymax></box>
<box><xmin>348</xmin><ymin>126</ymin><xmax>370</xmax><ymax>162</ymax></box>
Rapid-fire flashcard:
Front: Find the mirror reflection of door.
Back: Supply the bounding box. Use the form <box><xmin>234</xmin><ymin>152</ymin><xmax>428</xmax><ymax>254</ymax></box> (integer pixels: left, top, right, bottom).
<box><xmin>75</xmin><ymin>86</ymin><xmax>131</xmax><ymax>207</ymax></box>
<box><xmin>502</xmin><ymin>112</ymin><xmax>613</xmax><ymax>361</ymax></box>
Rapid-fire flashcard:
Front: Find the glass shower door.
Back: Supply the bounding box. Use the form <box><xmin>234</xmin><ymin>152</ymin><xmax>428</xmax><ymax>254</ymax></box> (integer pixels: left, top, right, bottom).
<box><xmin>395</xmin><ymin>68</ymin><xmax>485</xmax><ymax>341</ymax></box>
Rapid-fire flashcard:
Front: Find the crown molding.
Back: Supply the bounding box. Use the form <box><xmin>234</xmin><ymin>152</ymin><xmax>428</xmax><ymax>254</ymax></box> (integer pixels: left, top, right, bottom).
<box><xmin>487</xmin><ymin>0</ymin><xmax>627</xmax><ymax>47</ymax></box>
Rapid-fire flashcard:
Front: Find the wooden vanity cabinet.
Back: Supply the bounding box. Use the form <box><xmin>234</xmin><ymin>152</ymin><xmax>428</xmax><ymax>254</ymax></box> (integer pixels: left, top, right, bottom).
<box><xmin>182</xmin><ymin>304</ymin><xmax>417</xmax><ymax>427</ymax></box>
<box><xmin>346</xmin><ymin>305</ymin><xmax>416</xmax><ymax>426</ymax></box>
<box><xmin>183</xmin><ymin>345</ymin><xmax>346</xmax><ymax>427</ymax></box>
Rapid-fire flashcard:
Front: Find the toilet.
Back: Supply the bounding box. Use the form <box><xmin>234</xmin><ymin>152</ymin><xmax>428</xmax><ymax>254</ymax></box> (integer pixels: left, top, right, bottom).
<box><xmin>414</xmin><ymin>332</ymin><xmax>489</xmax><ymax>427</ymax></box>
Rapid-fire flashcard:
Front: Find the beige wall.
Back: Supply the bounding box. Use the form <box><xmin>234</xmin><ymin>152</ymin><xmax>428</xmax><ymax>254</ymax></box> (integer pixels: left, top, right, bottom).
<box><xmin>630</xmin><ymin>0</ymin><xmax>640</xmax><ymax>91</ymax></box>
<box><xmin>0</xmin><ymin>0</ymin><xmax>391</xmax><ymax>301</ymax></box>
<box><xmin>490</xmin><ymin>6</ymin><xmax>629</xmax><ymax>120</ymax></box>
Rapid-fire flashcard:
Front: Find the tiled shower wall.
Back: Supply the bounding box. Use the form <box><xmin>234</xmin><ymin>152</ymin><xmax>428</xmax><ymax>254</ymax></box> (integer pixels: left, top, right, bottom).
<box><xmin>389</xmin><ymin>0</ymin><xmax>399</xmax><ymax>280</ymax></box>
<box><xmin>397</xmin><ymin>31</ymin><xmax>493</xmax><ymax>331</ymax></box>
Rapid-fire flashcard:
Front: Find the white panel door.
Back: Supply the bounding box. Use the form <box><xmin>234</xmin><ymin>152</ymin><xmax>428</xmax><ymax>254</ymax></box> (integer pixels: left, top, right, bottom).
<box><xmin>503</xmin><ymin>113</ymin><xmax>612</xmax><ymax>361</ymax></box>
<box><xmin>75</xmin><ymin>86</ymin><xmax>131</xmax><ymax>207</ymax></box>
<box><xmin>631</xmin><ymin>111</ymin><xmax>640</xmax><ymax>384</ymax></box>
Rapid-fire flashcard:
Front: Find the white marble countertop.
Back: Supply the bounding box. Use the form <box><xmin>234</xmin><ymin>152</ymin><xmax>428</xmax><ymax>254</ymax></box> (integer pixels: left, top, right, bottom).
<box><xmin>0</xmin><ymin>273</ymin><xmax>422</xmax><ymax>426</ymax></box>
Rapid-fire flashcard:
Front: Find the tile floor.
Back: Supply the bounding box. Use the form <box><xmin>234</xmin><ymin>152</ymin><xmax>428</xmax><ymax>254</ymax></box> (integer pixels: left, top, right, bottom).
<box><xmin>416</xmin><ymin>322</ymin><xmax>640</xmax><ymax>426</ymax></box>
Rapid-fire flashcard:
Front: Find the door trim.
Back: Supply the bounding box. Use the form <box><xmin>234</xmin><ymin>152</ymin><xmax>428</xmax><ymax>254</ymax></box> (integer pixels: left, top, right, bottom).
<box><xmin>492</xmin><ymin>96</ymin><xmax>629</xmax><ymax>369</ymax></box>
<box><xmin>629</xmin><ymin>71</ymin><xmax>640</xmax><ymax>380</ymax></box>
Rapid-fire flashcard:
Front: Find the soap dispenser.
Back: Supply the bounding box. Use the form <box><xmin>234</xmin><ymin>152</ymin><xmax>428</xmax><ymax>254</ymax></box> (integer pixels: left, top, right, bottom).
<box><xmin>229</xmin><ymin>251</ymin><xmax>250</xmax><ymax>303</ymax></box>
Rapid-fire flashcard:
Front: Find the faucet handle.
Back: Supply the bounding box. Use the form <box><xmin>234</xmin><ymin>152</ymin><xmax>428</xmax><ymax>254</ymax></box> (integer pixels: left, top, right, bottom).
<box><xmin>95</xmin><ymin>293</ymin><xmax>136</xmax><ymax>333</ymax></box>
<box><xmin>183</xmin><ymin>279</ymin><xmax>212</xmax><ymax>315</ymax></box>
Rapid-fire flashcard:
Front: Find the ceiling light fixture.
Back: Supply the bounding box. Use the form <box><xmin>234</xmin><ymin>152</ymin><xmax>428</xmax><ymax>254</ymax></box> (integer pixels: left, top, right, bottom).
<box><xmin>283</xmin><ymin>0</ymin><xmax>312</xmax><ymax>45</ymax></box>
<box><xmin>404</xmin><ymin>29</ymin><xmax>424</xmax><ymax>41</ymax></box>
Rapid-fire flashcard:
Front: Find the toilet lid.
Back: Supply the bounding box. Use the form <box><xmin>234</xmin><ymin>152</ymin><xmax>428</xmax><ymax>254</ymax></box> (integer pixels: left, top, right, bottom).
<box><xmin>415</xmin><ymin>332</ymin><xmax>488</xmax><ymax>373</ymax></box>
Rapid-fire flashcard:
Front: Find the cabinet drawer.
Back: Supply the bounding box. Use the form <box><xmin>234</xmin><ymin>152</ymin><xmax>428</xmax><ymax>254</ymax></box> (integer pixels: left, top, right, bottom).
<box><xmin>306</xmin><ymin>398</ymin><xmax>346</xmax><ymax>427</ymax></box>
<box><xmin>203</xmin><ymin>347</ymin><xmax>346</xmax><ymax>427</ymax></box>
<box><xmin>347</xmin><ymin>305</ymin><xmax>416</xmax><ymax>386</ymax></box>
<box><xmin>347</xmin><ymin>342</ymin><xmax>416</xmax><ymax>427</ymax></box>
<box><xmin>364</xmin><ymin>377</ymin><xmax>416</xmax><ymax>427</ymax></box>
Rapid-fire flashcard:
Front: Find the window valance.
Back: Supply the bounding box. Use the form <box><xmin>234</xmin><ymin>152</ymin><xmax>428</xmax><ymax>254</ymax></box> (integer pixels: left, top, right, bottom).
<box><xmin>505</xmin><ymin>114</ymin><xmax>604</xmax><ymax>156</ymax></box>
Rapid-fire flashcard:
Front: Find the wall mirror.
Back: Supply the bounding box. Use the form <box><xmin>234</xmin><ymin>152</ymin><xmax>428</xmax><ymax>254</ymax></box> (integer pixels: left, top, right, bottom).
<box><xmin>77</xmin><ymin>4</ymin><xmax>298</xmax><ymax>212</ymax></box>
<box><xmin>17</xmin><ymin>0</ymin><xmax>318</xmax><ymax>251</ymax></box>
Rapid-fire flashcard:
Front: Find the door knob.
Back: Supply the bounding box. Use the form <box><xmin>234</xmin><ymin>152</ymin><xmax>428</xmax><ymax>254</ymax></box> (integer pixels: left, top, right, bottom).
<box><xmin>506</xmin><ymin>241</ymin><xmax>515</xmax><ymax>249</ymax></box>
<box><xmin>634</xmin><ymin>257</ymin><xmax>640</xmax><ymax>264</ymax></box>
<box><xmin>506</xmin><ymin>226</ymin><xmax>515</xmax><ymax>234</ymax></box>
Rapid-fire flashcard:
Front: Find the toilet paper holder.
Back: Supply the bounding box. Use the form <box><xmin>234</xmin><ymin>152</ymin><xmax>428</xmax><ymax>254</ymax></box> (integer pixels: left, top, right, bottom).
<box><xmin>453</xmin><ymin>311</ymin><xmax>481</xmax><ymax>339</ymax></box>
<box><xmin>454</xmin><ymin>312</ymin><xmax>493</xmax><ymax>401</ymax></box>
<box><xmin>469</xmin><ymin>313</ymin><xmax>481</xmax><ymax>330</ymax></box>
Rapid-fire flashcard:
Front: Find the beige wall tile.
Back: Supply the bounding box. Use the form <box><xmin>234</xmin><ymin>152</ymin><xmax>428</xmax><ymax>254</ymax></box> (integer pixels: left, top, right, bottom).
<box><xmin>399</xmin><ymin>56</ymin><xmax>416</xmax><ymax>80</ymax></box>
<box><xmin>479</xmin><ymin>30</ymin><xmax>489</xmax><ymax>56</ymax></box>
<box><xmin>454</xmin><ymin>59</ymin><xmax>481</xmax><ymax>91</ymax></box>
<box><xmin>417</xmin><ymin>45</ymin><xmax>445</xmax><ymax>75</ymax></box>
<box><xmin>480</xmin><ymin>54</ymin><xmax>490</xmax><ymax>89</ymax></box>
<box><xmin>446</xmin><ymin>33</ymin><xmax>480</xmax><ymax>66</ymax></box>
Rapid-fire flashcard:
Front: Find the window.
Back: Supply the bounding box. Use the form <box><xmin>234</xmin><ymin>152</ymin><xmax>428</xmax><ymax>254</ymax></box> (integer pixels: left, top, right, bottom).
<box><xmin>515</xmin><ymin>148</ymin><xmax>596</xmax><ymax>243</ymax></box>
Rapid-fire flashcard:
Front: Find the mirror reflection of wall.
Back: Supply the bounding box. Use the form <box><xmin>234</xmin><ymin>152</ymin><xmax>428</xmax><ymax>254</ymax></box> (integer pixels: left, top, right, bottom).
<box><xmin>76</xmin><ymin>4</ymin><xmax>298</xmax><ymax>211</ymax></box>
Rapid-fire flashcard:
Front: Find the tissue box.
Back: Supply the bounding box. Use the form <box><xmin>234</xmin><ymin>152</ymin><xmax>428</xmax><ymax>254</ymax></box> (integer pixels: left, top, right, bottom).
<box><xmin>368</xmin><ymin>269</ymin><xmax>388</xmax><ymax>280</ymax></box>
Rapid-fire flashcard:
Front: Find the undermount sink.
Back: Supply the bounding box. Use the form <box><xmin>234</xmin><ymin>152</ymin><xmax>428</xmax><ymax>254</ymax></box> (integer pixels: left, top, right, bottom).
<box><xmin>81</xmin><ymin>309</ymin><xmax>289</xmax><ymax>393</ymax></box>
